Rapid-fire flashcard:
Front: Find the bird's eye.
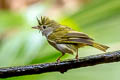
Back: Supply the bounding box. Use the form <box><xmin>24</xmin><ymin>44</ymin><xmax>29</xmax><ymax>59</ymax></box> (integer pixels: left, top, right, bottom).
<box><xmin>43</xmin><ymin>26</ymin><xmax>46</xmax><ymax>29</ymax></box>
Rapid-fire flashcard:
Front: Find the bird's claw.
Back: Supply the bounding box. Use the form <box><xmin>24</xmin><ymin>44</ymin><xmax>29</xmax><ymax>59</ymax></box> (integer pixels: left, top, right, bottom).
<box><xmin>56</xmin><ymin>59</ymin><xmax>60</xmax><ymax>64</ymax></box>
<box><xmin>75</xmin><ymin>56</ymin><xmax>79</xmax><ymax>61</ymax></box>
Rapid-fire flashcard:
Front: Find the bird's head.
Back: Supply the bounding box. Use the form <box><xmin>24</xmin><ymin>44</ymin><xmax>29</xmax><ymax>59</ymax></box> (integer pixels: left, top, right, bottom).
<box><xmin>32</xmin><ymin>16</ymin><xmax>59</xmax><ymax>36</ymax></box>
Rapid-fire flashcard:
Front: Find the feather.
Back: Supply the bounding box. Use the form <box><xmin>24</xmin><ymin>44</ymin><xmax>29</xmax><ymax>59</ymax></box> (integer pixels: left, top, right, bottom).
<box><xmin>36</xmin><ymin>17</ymin><xmax>41</xmax><ymax>25</ymax></box>
<box><xmin>92</xmin><ymin>43</ymin><xmax>109</xmax><ymax>52</ymax></box>
<box><xmin>56</xmin><ymin>38</ymin><xmax>93</xmax><ymax>45</ymax></box>
<box><xmin>67</xmin><ymin>38</ymin><xmax>93</xmax><ymax>45</ymax></box>
<box><xmin>66</xmin><ymin>31</ymin><xmax>94</xmax><ymax>40</ymax></box>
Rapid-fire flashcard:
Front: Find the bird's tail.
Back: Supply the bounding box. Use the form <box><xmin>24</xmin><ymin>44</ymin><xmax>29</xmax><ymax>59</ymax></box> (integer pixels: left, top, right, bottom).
<box><xmin>92</xmin><ymin>42</ymin><xmax>109</xmax><ymax>52</ymax></box>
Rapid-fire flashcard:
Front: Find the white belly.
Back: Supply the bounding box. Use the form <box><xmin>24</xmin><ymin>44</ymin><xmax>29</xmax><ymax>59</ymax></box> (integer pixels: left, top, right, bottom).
<box><xmin>56</xmin><ymin>44</ymin><xmax>74</xmax><ymax>54</ymax></box>
<box><xmin>48</xmin><ymin>40</ymin><xmax>75</xmax><ymax>54</ymax></box>
<box><xmin>56</xmin><ymin>44</ymin><xmax>69</xmax><ymax>51</ymax></box>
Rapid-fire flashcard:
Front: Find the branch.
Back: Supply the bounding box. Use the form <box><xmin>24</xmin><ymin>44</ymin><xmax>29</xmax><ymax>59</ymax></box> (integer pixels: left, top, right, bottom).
<box><xmin>0</xmin><ymin>50</ymin><xmax>120</xmax><ymax>78</ymax></box>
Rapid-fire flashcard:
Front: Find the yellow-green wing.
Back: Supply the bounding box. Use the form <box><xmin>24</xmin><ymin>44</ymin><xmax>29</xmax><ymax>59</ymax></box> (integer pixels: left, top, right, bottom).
<box><xmin>55</xmin><ymin>31</ymin><xmax>94</xmax><ymax>45</ymax></box>
<box><xmin>48</xmin><ymin>26</ymin><xmax>94</xmax><ymax>45</ymax></box>
<box><xmin>55</xmin><ymin>38</ymin><xmax>93</xmax><ymax>45</ymax></box>
<box><xmin>64</xmin><ymin>31</ymin><xmax>94</xmax><ymax>40</ymax></box>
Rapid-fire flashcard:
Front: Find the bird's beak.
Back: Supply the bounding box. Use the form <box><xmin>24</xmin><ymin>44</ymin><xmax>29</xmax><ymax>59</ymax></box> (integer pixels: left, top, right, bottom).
<box><xmin>32</xmin><ymin>26</ymin><xmax>39</xmax><ymax>29</ymax></box>
<box><xmin>32</xmin><ymin>26</ymin><xmax>41</xmax><ymax>33</ymax></box>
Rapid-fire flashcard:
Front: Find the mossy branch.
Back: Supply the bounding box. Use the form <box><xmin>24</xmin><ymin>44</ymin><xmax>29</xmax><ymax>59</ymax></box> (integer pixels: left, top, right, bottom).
<box><xmin>0</xmin><ymin>50</ymin><xmax>120</xmax><ymax>78</ymax></box>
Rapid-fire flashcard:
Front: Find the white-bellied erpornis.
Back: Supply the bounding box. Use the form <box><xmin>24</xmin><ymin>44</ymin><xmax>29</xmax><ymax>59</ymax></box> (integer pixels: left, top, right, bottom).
<box><xmin>32</xmin><ymin>16</ymin><xmax>109</xmax><ymax>63</ymax></box>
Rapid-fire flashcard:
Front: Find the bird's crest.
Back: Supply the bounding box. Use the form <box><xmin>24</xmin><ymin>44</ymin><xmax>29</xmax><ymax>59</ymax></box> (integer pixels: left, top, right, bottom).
<box><xmin>37</xmin><ymin>16</ymin><xmax>56</xmax><ymax>25</ymax></box>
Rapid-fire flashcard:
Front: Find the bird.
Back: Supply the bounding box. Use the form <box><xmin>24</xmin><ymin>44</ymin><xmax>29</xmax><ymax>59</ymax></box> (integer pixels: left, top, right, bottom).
<box><xmin>32</xmin><ymin>16</ymin><xmax>109</xmax><ymax>63</ymax></box>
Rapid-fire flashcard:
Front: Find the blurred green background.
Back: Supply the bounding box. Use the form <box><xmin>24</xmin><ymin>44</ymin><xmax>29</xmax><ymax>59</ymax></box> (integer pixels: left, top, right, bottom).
<box><xmin>0</xmin><ymin>0</ymin><xmax>120</xmax><ymax>80</ymax></box>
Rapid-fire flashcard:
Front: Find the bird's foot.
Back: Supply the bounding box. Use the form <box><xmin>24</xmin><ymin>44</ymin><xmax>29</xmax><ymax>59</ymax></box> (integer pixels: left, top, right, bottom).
<box><xmin>56</xmin><ymin>59</ymin><xmax>60</xmax><ymax>64</ymax></box>
<box><xmin>75</xmin><ymin>56</ymin><xmax>79</xmax><ymax>61</ymax></box>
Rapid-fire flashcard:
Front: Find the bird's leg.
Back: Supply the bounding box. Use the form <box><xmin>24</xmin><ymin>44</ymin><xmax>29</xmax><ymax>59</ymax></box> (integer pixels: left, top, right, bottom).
<box><xmin>56</xmin><ymin>53</ymin><xmax>65</xmax><ymax>64</ymax></box>
<box><xmin>75</xmin><ymin>48</ymin><xmax>79</xmax><ymax>61</ymax></box>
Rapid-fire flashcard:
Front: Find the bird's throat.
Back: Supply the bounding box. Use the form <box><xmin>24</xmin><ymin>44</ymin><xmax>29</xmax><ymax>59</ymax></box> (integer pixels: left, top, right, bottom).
<box><xmin>42</xmin><ymin>30</ymin><xmax>53</xmax><ymax>37</ymax></box>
